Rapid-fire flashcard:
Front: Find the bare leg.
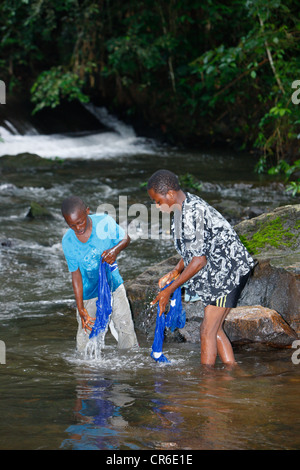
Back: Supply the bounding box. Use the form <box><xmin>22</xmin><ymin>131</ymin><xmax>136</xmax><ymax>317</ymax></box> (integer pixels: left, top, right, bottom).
<box><xmin>200</xmin><ymin>305</ymin><xmax>236</xmax><ymax>367</ymax></box>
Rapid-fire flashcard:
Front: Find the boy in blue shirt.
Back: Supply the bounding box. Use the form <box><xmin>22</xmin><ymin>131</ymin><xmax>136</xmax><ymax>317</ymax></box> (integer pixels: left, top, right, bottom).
<box><xmin>61</xmin><ymin>196</ymin><xmax>138</xmax><ymax>353</ymax></box>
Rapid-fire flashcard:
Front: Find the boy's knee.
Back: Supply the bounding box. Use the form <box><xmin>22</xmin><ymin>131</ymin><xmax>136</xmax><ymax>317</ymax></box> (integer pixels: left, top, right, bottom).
<box><xmin>200</xmin><ymin>318</ymin><xmax>221</xmax><ymax>339</ymax></box>
<box><xmin>200</xmin><ymin>320</ymin><xmax>208</xmax><ymax>338</ymax></box>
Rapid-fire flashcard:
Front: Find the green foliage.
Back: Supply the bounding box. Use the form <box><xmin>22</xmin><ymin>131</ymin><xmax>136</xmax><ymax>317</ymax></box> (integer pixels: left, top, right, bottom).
<box><xmin>266</xmin><ymin>159</ymin><xmax>300</xmax><ymax>196</ymax></box>
<box><xmin>178</xmin><ymin>173</ymin><xmax>202</xmax><ymax>192</ymax></box>
<box><xmin>286</xmin><ymin>181</ymin><xmax>300</xmax><ymax>196</ymax></box>
<box><xmin>30</xmin><ymin>66</ymin><xmax>89</xmax><ymax>114</ymax></box>
<box><xmin>267</xmin><ymin>158</ymin><xmax>300</xmax><ymax>178</ymax></box>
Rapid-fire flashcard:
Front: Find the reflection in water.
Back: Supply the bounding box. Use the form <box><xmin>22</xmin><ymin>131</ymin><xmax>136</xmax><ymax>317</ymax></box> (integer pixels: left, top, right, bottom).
<box><xmin>61</xmin><ymin>378</ymin><xmax>131</xmax><ymax>450</ymax></box>
<box><xmin>57</xmin><ymin>344</ymin><xmax>300</xmax><ymax>450</ymax></box>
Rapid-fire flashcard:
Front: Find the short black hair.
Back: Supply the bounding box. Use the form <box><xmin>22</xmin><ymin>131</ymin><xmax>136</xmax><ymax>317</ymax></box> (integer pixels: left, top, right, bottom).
<box><xmin>147</xmin><ymin>169</ymin><xmax>181</xmax><ymax>196</ymax></box>
<box><xmin>61</xmin><ymin>196</ymin><xmax>86</xmax><ymax>216</ymax></box>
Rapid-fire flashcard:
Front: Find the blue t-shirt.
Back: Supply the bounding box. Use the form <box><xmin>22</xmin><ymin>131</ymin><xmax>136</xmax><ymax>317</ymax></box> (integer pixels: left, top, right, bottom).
<box><xmin>62</xmin><ymin>213</ymin><xmax>125</xmax><ymax>300</ymax></box>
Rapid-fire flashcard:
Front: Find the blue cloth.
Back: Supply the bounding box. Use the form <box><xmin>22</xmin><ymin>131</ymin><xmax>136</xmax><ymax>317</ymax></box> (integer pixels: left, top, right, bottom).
<box><xmin>89</xmin><ymin>259</ymin><xmax>113</xmax><ymax>339</ymax></box>
<box><xmin>151</xmin><ymin>283</ymin><xmax>186</xmax><ymax>363</ymax></box>
<box><xmin>62</xmin><ymin>213</ymin><xmax>124</xmax><ymax>300</ymax></box>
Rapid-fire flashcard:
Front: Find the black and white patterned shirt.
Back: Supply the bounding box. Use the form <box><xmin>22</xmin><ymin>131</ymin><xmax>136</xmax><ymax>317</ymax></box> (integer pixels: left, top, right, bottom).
<box><xmin>171</xmin><ymin>192</ymin><xmax>254</xmax><ymax>305</ymax></box>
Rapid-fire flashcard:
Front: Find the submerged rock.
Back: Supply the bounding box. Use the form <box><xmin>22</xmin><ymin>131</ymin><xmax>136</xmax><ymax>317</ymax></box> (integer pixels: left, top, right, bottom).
<box><xmin>0</xmin><ymin>152</ymin><xmax>62</xmax><ymax>170</ymax></box>
<box><xmin>126</xmin><ymin>203</ymin><xmax>300</xmax><ymax>346</ymax></box>
<box><xmin>26</xmin><ymin>201</ymin><xmax>54</xmax><ymax>219</ymax></box>
<box><xmin>0</xmin><ymin>238</ymin><xmax>12</xmax><ymax>247</ymax></box>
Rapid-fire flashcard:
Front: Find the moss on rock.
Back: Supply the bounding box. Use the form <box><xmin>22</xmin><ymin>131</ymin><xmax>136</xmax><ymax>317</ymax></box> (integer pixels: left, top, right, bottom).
<box><xmin>235</xmin><ymin>205</ymin><xmax>300</xmax><ymax>256</ymax></box>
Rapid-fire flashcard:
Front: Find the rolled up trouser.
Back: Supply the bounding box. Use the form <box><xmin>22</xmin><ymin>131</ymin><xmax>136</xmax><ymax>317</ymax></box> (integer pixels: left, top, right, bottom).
<box><xmin>76</xmin><ymin>284</ymin><xmax>138</xmax><ymax>353</ymax></box>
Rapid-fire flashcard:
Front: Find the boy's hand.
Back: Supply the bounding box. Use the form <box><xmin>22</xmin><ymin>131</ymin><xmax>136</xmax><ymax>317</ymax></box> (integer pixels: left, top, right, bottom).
<box><xmin>158</xmin><ymin>270</ymin><xmax>179</xmax><ymax>288</ymax></box>
<box><xmin>79</xmin><ymin>308</ymin><xmax>95</xmax><ymax>333</ymax></box>
<box><xmin>102</xmin><ymin>247</ymin><xmax>117</xmax><ymax>264</ymax></box>
<box><xmin>151</xmin><ymin>286</ymin><xmax>172</xmax><ymax>317</ymax></box>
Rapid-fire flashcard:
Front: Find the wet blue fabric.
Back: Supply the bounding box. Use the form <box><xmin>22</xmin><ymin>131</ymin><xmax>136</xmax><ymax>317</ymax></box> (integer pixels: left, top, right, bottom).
<box><xmin>151</xmin><ymin>283</ymin><xmax>186</xmax><ymax>363</ymax></box>
<box><xmin>89</xmin><ymin>259</ymin><xmax>113</xmax><ymax>339</ymax></box>
<box><xmin>104</xmin><ymin>261</ymin><xmax>122</xmax><ymax>293</ymax></box>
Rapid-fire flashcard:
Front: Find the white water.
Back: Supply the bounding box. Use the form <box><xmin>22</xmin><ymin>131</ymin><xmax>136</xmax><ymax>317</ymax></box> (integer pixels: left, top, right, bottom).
<box><xmin>0</xmin><ymin>104</ymin><xmax>157</xmax><ymax>160</ymax></box>
<box><xmin>84</xmin><ymin>331</ymin><xmax>107</xmax><ymax>361</ymax></box>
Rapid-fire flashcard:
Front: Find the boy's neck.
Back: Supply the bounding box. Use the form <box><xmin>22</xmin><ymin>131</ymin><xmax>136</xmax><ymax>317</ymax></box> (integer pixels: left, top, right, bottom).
<box><xmin>175</xmin><ymin>190</ymin><xmax>186</xmax><ymax>208</ymax></box>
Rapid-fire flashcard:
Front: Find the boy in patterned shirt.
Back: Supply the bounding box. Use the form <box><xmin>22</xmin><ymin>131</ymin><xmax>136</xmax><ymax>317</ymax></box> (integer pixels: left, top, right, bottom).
<box><xmin>147</xmin><ymin>170</ymin><xmax>254</xmax><ymax>367</ymax></box>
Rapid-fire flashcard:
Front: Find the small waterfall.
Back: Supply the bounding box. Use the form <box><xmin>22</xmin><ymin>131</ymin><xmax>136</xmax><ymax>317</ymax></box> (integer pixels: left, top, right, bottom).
<box><xmin>84</xmin><ymin>103</ymin><xmax>136</xmax><ymax>139</ymax></box>
<box><xmin>0</xmin><ymin>105</ymin><xmax>156</xmax><ymax>159</ymax></box>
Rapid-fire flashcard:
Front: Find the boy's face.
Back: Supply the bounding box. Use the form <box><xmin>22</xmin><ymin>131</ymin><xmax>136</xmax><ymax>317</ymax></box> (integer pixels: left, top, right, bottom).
<box><xmin>148</xmin><ymin>188</ymin><xmax>179</xmax><ymax>213</ymax></box>
<box><xmin>64</xmin><ymin>207</ymin><xmax>91</xmax><ymax>236</ymax></box>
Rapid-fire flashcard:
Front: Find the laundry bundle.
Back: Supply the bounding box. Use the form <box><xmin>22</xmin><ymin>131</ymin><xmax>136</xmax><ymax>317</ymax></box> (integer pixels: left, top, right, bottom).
<box><xmin>89</xmin><ymin>259</ymin><xmax>117</xmax><ymax>339</ymax></box>
<box><xmin>151</xmin><ymin>282</ymin><xmax>186</xmax><ymax>363</ymax></box>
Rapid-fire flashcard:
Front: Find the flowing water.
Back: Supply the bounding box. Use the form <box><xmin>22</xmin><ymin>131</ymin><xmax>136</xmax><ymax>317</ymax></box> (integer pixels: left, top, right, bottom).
<box><xmin>0</xmin><ymin>106</ymin><xmax>299</xmax><ymax>450</ymax></box>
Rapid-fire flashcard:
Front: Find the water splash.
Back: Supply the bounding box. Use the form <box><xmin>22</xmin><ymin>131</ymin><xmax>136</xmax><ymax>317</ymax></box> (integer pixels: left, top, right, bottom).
<box><xmin>84</xmin><ymin>330</ymin><xmax>107</xmax><ymax>361</ymax></box>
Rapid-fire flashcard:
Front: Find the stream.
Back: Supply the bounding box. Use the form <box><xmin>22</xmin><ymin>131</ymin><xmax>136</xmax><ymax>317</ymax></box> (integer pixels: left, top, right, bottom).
<box><xmin>0</xmin><ymin>105</ymin><xmax>299</xmax><ymax>450</ymax></box>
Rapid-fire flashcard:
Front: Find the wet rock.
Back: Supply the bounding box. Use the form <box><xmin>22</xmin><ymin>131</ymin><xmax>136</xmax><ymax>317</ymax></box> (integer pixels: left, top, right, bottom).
<box><xmin>0</xmin><ymin>152</ymin><xmax>62</xmax><ymax>170</ymax></box>
<box><xmin>235</xmin><ymin>204</ymin><xmax>300</xmax><ymax>256</ymax></box>
<box><xmin>26</xmin><ymin>201</ymin><xmax>54</xmax><ymax>219</ymax></box>
<box><xmin>177</xmin><ymin>305</ymin><xmax>298</xmax><ymax>347</ymax></box>
<box><xmin>224</xmin><ymin>306</ymin><xmax>298</xmax><ymax>347</ymax></box>
<box><xmin>235</xmin><ymin>204</ymin><xmax>300</xmax><ymax>334</ymax></box>
<box><xmin>238</xmin><ymin>257</ymin><xmax>300</xmax><ymax>336</ymax></box>
<box><xmin>0</xmin><ymin>238</ymin><xmax>12</xmax><ymax>247</ymax></box>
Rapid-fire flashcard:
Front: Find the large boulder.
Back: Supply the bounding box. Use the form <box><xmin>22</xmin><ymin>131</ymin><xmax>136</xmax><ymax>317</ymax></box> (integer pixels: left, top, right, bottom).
<box><xmin>176</xmin><ymin>305</ymin><xmax>298</xmax><ymax>347</ymax></box>
<box><xmin>234</xmin><ymin>204</ymin><xmax>300</xmax><ymax>256</ymax></box>
<box><xmin>224</xmin><ymin>306</ymin><xmax>298</xmax><ymax>347</ymax></box>
<box><xmin>235</xmin><ymin>204</ymin><xmax>300</xmax><ymax>335</ymax></box>
<box><xmin>126</xmin><ymin>204</ymin><xmax>300</xmax><ymax>346</ymax></box>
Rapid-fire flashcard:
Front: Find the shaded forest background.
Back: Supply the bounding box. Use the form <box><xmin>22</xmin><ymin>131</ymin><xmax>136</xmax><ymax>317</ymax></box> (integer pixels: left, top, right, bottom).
<box><xmin>0</xmin><ymin>0</ymin><xmax>299</xmax><ymax>191</ymax></box>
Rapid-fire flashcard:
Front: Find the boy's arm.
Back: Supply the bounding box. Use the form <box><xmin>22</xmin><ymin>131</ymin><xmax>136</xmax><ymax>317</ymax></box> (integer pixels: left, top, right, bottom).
<box><xmin>152</xmin><ymin>255</ymin><xmax>207</xmax><ymax>316</ymax></box>
<box><xmin>71</xmin><ymin>268</ymin><xmax>94</xmax><ymax>332</ymax></box>
<box><xmin>101</xmin><ymin>234</ymin><xmax>131</xmax><ymax>264</ymax></box>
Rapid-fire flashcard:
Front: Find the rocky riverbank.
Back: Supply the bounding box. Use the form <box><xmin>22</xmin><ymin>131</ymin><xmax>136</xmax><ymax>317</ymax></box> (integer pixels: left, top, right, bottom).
<box><xmin>126</xmin><ymin>204</ymin><xmax>300</xmax><ymax>348</ymax></box>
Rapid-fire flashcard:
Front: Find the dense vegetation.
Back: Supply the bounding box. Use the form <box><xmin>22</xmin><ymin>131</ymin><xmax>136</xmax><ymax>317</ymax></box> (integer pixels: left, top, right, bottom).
<box><xmin>0</xmin><ymin>0</ymin><xmax>299</xmax><ymax>191</ymax></box>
